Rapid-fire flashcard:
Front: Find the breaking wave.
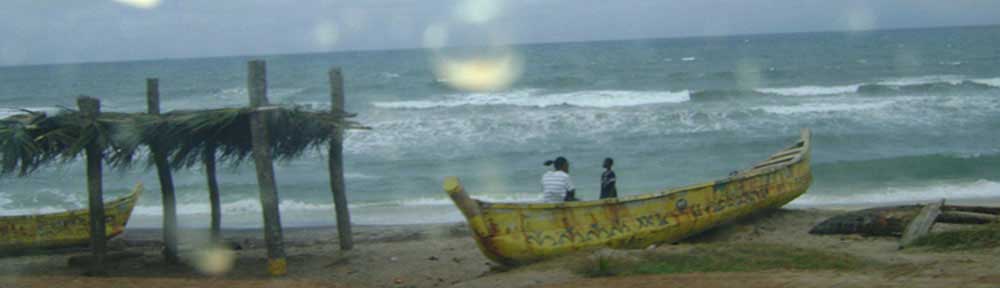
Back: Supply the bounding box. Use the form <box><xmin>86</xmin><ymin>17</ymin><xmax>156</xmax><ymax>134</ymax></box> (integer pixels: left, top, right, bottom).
<box><xmin>754</xmin><ymin>100</ymin><xmax>896</xmax><ymax>115</ymax></box>
<box><xmin>374</xmin><ymin>75</ymin><xmax>1000</xmax><ymax>110</ymax></box>
<box><xmin>812</xmin><ymin>153</ymin><xmax>1000</xmax><ymax>187</ymax></box>
<box><xmin>756</xmin><ymin>85</ymin><xmax>861</xmax><ymax>96</ymax></box>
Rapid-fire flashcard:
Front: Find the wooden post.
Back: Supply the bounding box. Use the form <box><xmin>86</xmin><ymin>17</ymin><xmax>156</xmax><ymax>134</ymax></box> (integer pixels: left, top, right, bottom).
<box><xmin>147</xmin><ymin>78</ymin><xmax>180</xmax><ymax>263</ymax></box>
<box><xmin>203</xmin><ymin>143</ymin><xmax>222</xmax><ymax>243</ymax></box>
<box><xmin>247</xmin><ymin>60</ymin><xmax>287</xmax><ymax>276</ymax></box>
<box><xmin>78</xmin><ymin>96</ymin><xmax>106</xmax><ymax>275</ymax></box>
<box><xmin>328</xmin><ymin>68</ymin><xmax>353</xmax><ymax>250</ymax></box>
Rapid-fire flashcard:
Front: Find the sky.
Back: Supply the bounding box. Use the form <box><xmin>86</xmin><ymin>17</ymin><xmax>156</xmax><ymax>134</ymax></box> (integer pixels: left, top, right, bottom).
<box><xmin>2</xmin><ymin>0</ymin><xmax>1000</xmax><ymax>66</ymax></box>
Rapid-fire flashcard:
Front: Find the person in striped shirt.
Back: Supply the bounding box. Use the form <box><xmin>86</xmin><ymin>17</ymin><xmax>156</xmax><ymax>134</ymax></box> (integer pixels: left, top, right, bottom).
<box><xmin>541</xmin><ymin>156</ymin><xmax>579</xmax><ymax>202</ymax></box>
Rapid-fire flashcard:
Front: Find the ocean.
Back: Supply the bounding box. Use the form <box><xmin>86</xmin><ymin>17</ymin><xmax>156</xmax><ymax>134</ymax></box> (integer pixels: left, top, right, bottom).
<box><xmin>1</xmin><ymin>25</ymin><xmax>998</xmax><ymax>228</ymax></box>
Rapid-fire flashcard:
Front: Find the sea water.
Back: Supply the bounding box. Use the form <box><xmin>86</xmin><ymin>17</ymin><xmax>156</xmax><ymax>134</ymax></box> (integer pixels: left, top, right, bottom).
<box><xmin>1</xmin><ymin>26</ymin><xmax>998</xmax><ymax>228</ymax></box>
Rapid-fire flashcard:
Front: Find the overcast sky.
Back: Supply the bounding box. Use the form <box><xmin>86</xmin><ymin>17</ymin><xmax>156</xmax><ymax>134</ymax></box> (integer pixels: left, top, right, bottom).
<box><xmin>2</xmin><ymin>0</ymin><xmax>999</xmax><ymax>66</ymax></box>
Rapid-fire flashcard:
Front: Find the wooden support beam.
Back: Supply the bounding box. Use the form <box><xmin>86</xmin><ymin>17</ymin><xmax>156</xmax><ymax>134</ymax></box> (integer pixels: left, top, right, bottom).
<box><xmin>203</xmin><ymin>143</ymin><xmax>222</xmax><ymax>243</ymax></box>
<box><xmin>68</xmin><ymin>251</ymin><xmax>143</xmax><ymax>268</ymax></box>
<box><xmin>247</xmin><ymin>60</ymin><xmax>287</xmax><ymax>276</ymax></box>
<box><xmin>146</xmin><ymin>78</ymin><xmax>180</xmax><ymax>264</ymax></box>
<box><xmin>938</xmin><ymin>211</ymin><xmax>999</xmax><ymax>224</ymax></box>
<box><xmin>77</xmin><ymin>96</ymin><xmax>106</xmax><ymax>276</ymax></box>
<box><xmin>328</xmin><ymin>67</ymin><xmax>353</xmax><ymax>250</ymax></box>
<box><xmin>944</xmin><ymin>205</ymin><xmax>1000</xmax><ymax>215</ymax></box>
<box><xmin>899</xmin><ymin>199</ymin><xmax>945</xmax><ymax>249</ymax></box>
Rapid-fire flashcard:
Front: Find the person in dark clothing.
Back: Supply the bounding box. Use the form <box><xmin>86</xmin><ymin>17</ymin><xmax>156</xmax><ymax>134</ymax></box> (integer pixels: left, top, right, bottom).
<box><xmin>600</xmin><ymin>158</ymin><xmax>617</xmax><ymax>199</ymax></box>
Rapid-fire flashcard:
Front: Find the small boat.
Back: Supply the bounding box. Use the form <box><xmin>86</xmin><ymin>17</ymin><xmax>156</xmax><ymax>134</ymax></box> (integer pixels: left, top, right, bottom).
<box><xmin>444</xmin><ymin>129</ymin><xmax>812</xmax><ymax>265</ymax></box>
<box><xmin>0</xmin><ymin>183</ymin><xmax>143</xmax><ymax>252</ymax></box>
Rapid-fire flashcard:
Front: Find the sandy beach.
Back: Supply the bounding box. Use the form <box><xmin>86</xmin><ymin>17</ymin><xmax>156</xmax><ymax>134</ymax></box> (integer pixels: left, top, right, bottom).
<box><xmin>0</xmin><ymin>207</ymin><xmax>997</xmax><ymax>288</ymax></box>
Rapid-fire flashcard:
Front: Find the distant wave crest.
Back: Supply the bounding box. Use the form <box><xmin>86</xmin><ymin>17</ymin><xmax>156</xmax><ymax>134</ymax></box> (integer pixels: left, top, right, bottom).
<box><xmin>372</xmin><ymin>89</ymin><xmax>691</xmax><ymax>109</ymax></box>
<box><xmin>752</xmin><ymin>75</ymin><xmax>1000</xmax><ymax>97</ymax></box>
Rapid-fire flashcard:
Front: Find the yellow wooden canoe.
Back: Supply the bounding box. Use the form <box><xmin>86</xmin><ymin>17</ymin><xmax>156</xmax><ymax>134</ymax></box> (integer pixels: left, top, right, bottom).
<box><xmin>444</xmin><ymin>129</ymin><xmax>812</xmax><ymax>265</ymax></box>
<box><xmin>0</xmin><ymin>183</ymin><xmax>142</xmax><ymax>252</ymax></box>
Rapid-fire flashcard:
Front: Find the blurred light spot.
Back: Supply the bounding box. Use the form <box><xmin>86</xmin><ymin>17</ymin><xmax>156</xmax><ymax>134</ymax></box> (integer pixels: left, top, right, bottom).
<box><xmin>893</xmin><ymin>48</ymin><xmax>921</xmax><ymax>74</ymax></box>
<box><xmin>702</xmin><ymin>18</ymin><xmax>731</xmax><ymax>37</ymax></box>
<box><xmin>735</xmin><ymin>59</ymin><xmax>764</xmax><ymax>89</ymax></box>
<box><xmin>0</xmin><ymin>46</ymin><xmax>27</xmax><ymax>66</ymax></box>
<box><xmin>434</xmin><ymin>53</ymin><xmax>522</xmax><ymax>92</ymax></box>
<box><xmin>192</xmin><ymin>245</ymin><xmax>235</xmax><ymax>276</ymax></box>
<box><xmin>478</xmin><ymin>161</ymin><xmax>506</xmax><ymax>197</ymax></box>
<box><xmin>313</xmin><ymin>21</ymin><xmax>341</xmax><ymax>50</ymax></box>
<box><xmin>423</xmin><ymin>24</ymin><xmax>449</xmax><ymax>49</ymax></box>
<box><xmin>454</xmin><ymin>0</ymin><xmax>502</xmax><ymax>24</ymax></box>
<box><xmin>342</xmin><ymin>8</ymin><xmax>368</xmax><ymax>32</ymax></box>
<box><xmin>112</xmin><ymin>0</ymin><xmax>161</xmax><ymax>9</ymax></box>
<box><xmin>844</xmin><ymin>4</ymin><xmax>875</xmax><ymax>31</ymax></box>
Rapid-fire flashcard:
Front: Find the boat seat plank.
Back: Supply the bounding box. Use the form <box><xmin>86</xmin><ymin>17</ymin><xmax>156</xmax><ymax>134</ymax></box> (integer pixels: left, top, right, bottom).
<box><xmin>899</xmin><ymin>199</ymin><xmax>945</xmax><ymax>249</ymax></box>
<box><xmin>753</xmin><ymin>155</ymin><xmax>797</xmax><ymax>169</ymax></box>
<box><xmin>769</xmin><ymin>148</ymin><xmax>804</xmax><ymax>159</ymax></box>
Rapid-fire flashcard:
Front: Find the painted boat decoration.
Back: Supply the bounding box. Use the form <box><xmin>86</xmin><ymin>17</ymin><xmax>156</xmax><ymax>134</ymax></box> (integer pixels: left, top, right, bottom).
<box><xmin>444</xmin><ymin>129</ymin><xmax>812</xmax><ymax>265</ymax></box>
<box><xmin>0</xmin><ymin>183</ymin><xmax>143</xmax><ymax>252</ymax></box>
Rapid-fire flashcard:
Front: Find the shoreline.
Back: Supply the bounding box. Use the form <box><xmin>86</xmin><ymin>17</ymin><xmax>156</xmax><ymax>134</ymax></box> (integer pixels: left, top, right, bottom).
<box><xmin>788</xmin><ymin>196</ymin><xmax>1000</xmax><ymax>211</ymax></box>
<box><xmin>119</xmin><ymin>196</ymin><xmax>1000</xmax><ymax>229</ymax></box>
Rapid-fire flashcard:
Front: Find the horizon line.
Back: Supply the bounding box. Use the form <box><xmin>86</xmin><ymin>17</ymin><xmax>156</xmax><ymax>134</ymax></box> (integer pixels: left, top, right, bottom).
<box><xmin>2</xmin><ymin>23</ymin><xmax>997</xmax><ymax>69</ymax></box>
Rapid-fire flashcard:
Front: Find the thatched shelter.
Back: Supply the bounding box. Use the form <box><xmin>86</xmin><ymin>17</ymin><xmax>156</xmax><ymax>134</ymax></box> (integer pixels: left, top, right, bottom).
<box><xmin>1</xmin><ymin>106</ymin><xmax>364</xmax><ymax>175</ymax></box>
<box><xmin>0</xmin><ymin>103</ymin><xmax>366</xmax><ymax>273</ymax></box>
<box><xmin>1</xmin><ymin>60</ymin><xmax>361</xmax><ymax>276</ymax></box>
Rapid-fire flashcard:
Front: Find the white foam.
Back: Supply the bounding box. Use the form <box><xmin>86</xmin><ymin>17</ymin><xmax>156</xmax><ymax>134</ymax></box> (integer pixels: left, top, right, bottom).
<box><xmin>789</xmin><ymin>179</ymin><xmax>1000</xmax><ymax>207</ymax></box>
<box><xmin>681</xmin><ymin>57</ymin><xmax>697</xmax><ymax>62</ymax></box>
<box><xmin>0</xmin><ymin>107</ymin><xmax>62</xmax><ymax>119</ymax></box>
<box><xmin>133</xmin><ymin>198</ymin><xmax>334</xmax><ymax>216</ymax></box>
<box><xmin>372</xmin><ymin>89</ymin><xmax>691</xmax><ymax>109</ymax></box>
<box><xmin>347</xmin><ymin>103</ymin><xmax>765</xmax><ymax>157</ymax></box>
<box><xmin>132</xmin><ymin>192</ymin><xmax>542</xmax><ymax>217</ymax></box>
<box><xmin>370</xmin><ymin>194</ymin><xmax>543</xmax><ymax>207</ymax></box>
<box><xmin>755</xmin><ymin>84</ymin><xmax>861</xmax><ymax>96</ymax></box>
<box><xmin>345</xmin><ymin>172</ymin><xmax>380</xmax><ymax>180</ymax></box>
<box><xmin>162</xmin><ymin>87</ymin><xmax>307</xmax><ymax>111</ymax></box>
<box><xmin>970</xmin><ymin>77</ymin><xmax>1000</xmax><ymax>88</ymax></box>
<box><xmin>756</xmin><ymin>100</ymin><xmax>895</xmax><ymax>115</ymax></box>
<box><xmin>752</xmin><ymin>74</ymin><xmax>999</xmax><ymax>97</ymax></box>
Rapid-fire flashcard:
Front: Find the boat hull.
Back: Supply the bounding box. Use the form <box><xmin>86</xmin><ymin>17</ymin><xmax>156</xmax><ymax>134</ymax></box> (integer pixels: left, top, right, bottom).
<box><xmin>0</xmin><ymin>183</ymin><xmax>142</xmax><ymax>252</ymax></box>
<box><xmin>445</xmin><ymin>130</ymin><xmax>812</xmax><ymax>265</ymax></box>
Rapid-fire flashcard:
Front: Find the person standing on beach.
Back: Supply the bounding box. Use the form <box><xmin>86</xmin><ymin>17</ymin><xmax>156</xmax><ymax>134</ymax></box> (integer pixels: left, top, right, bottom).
<box><xmin>600</xmin><ymin>158</ymin><xmax>618</xmax><ymax>199</ymax></box>
<box><xmin>542</xmin><ymin>157</ymin><xmax>579</xmax><ymax>202</ymax></box>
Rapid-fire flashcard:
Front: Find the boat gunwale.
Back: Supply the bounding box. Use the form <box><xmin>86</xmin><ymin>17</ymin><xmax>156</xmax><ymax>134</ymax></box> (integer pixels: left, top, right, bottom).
<box><xmin>479</xmin><ymin>129</ymin><xmax>811</xmax><ymax>210</ymax></box>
